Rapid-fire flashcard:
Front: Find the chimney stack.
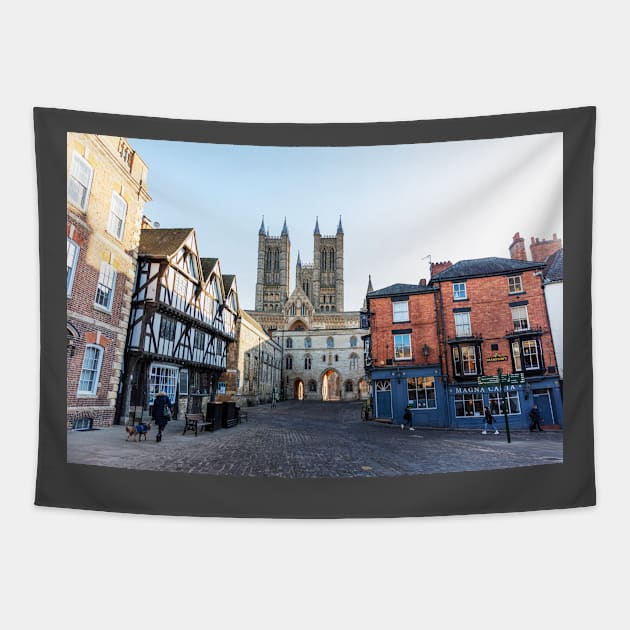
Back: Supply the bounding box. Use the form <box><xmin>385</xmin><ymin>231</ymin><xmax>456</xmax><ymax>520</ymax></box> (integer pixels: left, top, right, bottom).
<box><xmin>509</xmin><ymin>232</ymin><xmax>527</xmax><ymax>261</ymax></box>
<box><xmin>530</xmin><ymin>234</ymin><xmax>562</xmax><ymax>262</ymax></box>
<box><xmin>430</xmin><ymin>261</ymin><xmax>453</xmax><ymax>278</ymax></box>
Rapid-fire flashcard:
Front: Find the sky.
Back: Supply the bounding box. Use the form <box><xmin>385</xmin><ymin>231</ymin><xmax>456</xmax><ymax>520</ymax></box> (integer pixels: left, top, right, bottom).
<box><xmin>128</xmin><ymin>133</ymin><xmax>562</xmax><ymax>311</ymax></box>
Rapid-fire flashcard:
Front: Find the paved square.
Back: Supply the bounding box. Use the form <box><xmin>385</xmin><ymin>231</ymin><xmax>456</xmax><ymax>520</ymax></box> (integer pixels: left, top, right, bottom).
<box><xmin>67</xmin><ymin>401</ymin><xmax>563</xmax><ymax>477</ymax></box>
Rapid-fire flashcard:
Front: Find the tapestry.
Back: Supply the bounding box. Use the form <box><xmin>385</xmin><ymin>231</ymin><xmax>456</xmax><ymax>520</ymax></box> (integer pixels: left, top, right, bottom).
<box><xmin>34</xmin><ymin>107</ymin><xmax>595</xmax><ymax>517</ymax></box>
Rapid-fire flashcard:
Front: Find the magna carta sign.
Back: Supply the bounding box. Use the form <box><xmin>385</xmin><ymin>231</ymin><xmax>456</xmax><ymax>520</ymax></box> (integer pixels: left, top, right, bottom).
<box><xmin>486</xmin><ymin>353</ymin><xmax>509</xmax><ymax>362</ymax></box>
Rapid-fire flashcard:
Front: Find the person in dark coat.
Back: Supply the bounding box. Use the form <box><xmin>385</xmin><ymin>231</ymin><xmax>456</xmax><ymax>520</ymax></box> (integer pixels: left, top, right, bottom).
<box><xmin>529</xmin><ymin>404</ymin><xmax>544</xmax><ymax>432</ymax></box>
<box><xmin>482</xmin><ymin>405</ymin><xmax>499</xmax><ymax>435</ymax></box>
<box><xmin>401</xmin><ymin>405</ymin><xmax>415</xmax><ymax>431</ymax></box>
<box><xmin>152</xmin><ymin>391</ymin><xmax>173</xmax><ymax>442</ymax></box>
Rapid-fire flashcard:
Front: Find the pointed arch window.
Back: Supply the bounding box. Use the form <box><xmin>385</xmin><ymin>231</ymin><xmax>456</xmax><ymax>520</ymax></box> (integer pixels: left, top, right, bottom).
<box><xmin>321</xmin><ymin>249</ymin><xmax>327</xmax><ymax>271</ymax></box>
<box><xmin>285</xmin><ymin>355</ymin><xmax>293</xmax><ymax>370</ymax></box>
<box><xmin>304</xmin><ymin>354</ymin><xmax>312</xmax><ymax>370</ymax></box>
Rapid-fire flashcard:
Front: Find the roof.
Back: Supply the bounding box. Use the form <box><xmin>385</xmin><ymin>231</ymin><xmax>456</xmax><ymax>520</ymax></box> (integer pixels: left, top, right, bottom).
<box><xmin>200</xmin><ymin>257</ymin><xmax>219</xmax><ymax>279</ymax></box>
<box><xmin>431</xmin><ymin>257</ymin><xmax>544</xmax><ymax>281</ymax></box>
<box><xmin>368</xmin><ymin>283</ymin><xmax>435</xmax><ymax>298</ymax></box>
<box><xmin>544</xmin><ymin>248</ymin><xmax>563</xmax><ymax>282</ymax></box>
<box><xmin>222</xmin><ymin>274</ymin><xmax>236</xmax><ymax>294</ymax></box>
<box><xmin>138</xmin><ymin>228</ymin><xmax>193</xmax><ymax>257</ymax></box>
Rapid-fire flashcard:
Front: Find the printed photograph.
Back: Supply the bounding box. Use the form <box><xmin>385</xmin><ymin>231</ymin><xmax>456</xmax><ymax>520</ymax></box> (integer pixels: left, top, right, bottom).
<box><xmin>66</xmin><ymin>132</ymin><xmax>563</xmax><ymax>477</ymax></box>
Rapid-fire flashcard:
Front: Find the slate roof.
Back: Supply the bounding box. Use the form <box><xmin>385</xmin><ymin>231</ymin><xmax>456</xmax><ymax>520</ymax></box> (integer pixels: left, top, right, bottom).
<box><xmin>431</xmin><ymin>257</ymin><xmax>544</xmax><ymax>281</ymax></box>
<box><xmin>367</xmin><ymin>283</ymin><xmax>435</xmax><ymax>298</ymax></box>
<box><xmin>222</xmin><ymin>274</ymin><xmax>236</xmax><ymax>294</ymax></box>
<box><xmin>543</xmin><ymin>248</ymin><xmax>563</xmax><ymax>282</ymax></box>
<box><xmin>200</xmin><ymin>257</ymin><xmax>219</xmax><ymax>280</ymax></box>
<box><xmin>138</xmin><ymin>228</ymin><xmax>193</xmax><ymax>257</ymax></box>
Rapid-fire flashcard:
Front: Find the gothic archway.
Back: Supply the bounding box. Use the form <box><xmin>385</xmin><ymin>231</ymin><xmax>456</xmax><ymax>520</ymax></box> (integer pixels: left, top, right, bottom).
<box><xmin>294</xmin><ymin>379</ymin><xmax>304</xmax><ymax>400</ymax></box>
<box><xmin>321</xmin><ymin>369</ymin><xmax>341</xmax><ymax>401</ymax></box>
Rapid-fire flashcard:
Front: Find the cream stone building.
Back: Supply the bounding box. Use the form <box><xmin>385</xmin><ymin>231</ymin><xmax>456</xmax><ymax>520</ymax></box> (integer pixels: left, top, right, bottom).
<box><xmin>247</xmin><ymin>218</ymin><xmax>369</xmax><ymax>401</ymax></box>
<box><xmin>223</xmin><ymin>309</ymin><xmax>282</xmax><ymax>406</ymax></box>
<box><xmin>66</xmin><ymin>134</ymin><xmax>150</xmax><ymax>427</ymax></box>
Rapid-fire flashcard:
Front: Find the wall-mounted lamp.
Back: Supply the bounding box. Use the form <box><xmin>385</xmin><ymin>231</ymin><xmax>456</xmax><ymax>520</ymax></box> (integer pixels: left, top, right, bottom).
<box><xmin>423</xmin><ymin>344</ymin><xmax>430</xmax><ymax>361</ymax></box>
<box><xmin>391</xmin><ymin>366</ymin><xmax>406</xmax><ymax>384</ymax></box>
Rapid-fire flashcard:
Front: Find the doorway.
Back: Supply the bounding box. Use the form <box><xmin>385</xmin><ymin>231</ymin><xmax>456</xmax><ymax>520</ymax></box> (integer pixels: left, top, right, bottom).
<box><xmin>294</xmin><ymin>379</ymin><xmax>304</xmax><ymax>401</ymax></box>
<box><xmin>321</xmin><ymin>369</ymin><xmax>340</xmax><ymax>401</ymax></box>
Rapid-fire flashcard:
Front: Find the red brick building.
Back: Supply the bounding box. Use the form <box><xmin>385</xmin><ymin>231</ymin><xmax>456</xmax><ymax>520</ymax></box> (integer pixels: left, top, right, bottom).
<box><xmin>66</xmin><ymin>135</ymin><xmax>150</xmax><ymax>428</ymax></box>
<box><xmin>365</xmin><ymin>282</ymin><xmax>445</xmax><ymax>424</ymax></box>
<box><xmin>365</xmin><ymin>235</ymin><xmax>563</xmax><ymax>429</ymax></box>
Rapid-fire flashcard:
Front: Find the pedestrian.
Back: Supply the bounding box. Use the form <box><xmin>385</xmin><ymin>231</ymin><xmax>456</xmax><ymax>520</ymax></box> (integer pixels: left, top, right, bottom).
<box><xmin>482</xmin><ymin>405</ymin><xmax>499</xmax><ymax>435</ymax></box>
<box><xmin>271</xmin><ymin>387</ymin><xmax>277</xmax><ymax>408</ymax></box>
<box><xmin>401</xmin><ymin>404</ymin><xmax>415</xmax><ymax>431</ymax></box>
<box><xmin>529</xmin><ymin>404</ymin><xmax>544</xmax><ymax>432</ymax></box>
<box><xmin>152</xmin><ymin>391</ymin><xmax>173</xmax><ymax>442</ymax></box>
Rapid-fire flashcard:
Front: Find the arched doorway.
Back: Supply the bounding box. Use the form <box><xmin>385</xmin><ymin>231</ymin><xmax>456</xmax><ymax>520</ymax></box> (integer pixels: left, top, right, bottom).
<box><xmin>294</xmin><ymin>379</ymin><xmax>304</xmax><ymax>400</ymax></box>
<box><xmin>321</xmin><ymin>369</ymin><xmax>341</xmax><ymax>401</ymax></box>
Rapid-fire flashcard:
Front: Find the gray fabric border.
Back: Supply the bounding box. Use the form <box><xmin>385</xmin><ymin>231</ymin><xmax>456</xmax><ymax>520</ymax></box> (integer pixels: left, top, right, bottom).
<box><xmin>33</xmin><ymin>106</ymin><xmax>595</xmax><ymax>518</ymax></box>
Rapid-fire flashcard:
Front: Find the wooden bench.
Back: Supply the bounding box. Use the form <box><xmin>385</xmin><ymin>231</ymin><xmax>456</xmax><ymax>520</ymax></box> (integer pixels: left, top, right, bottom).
<box><xmin>182</xmin><ymin>413</ymin><xmax>213</xmax><ymax>436</ymax></box>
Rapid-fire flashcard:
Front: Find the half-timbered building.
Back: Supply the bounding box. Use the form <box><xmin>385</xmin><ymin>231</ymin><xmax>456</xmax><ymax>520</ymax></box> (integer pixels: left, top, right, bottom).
<box><xmin>119</xmin><ymin>228</ymin><xmax>238</xmax><ymax>423</ymax></box>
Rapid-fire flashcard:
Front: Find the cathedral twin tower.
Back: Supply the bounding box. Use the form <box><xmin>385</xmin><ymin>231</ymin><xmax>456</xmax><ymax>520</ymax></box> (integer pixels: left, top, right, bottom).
<box><xmin>255</xmin><ymin>216</ymin><xmax>345</xmax><ymax>314</ymax></box>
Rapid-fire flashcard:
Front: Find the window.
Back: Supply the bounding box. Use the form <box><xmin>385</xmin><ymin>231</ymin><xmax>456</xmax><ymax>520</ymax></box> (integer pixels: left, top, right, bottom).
<box><xmin>66</xmin><ymin>238</ymin><xmax>79</xmax><ymax>296</ymax></box>
<box><xmin>326</xmin><ymin>337</ymin><xmax>334</xmax><ymax>348</ymax></box>
<box><xmin>334</xmin><ymin>354</ymin><xmax>339</xmax><ymax>362</ymax></box>
<box><xmin>290</xmin><ymin>304</ymin><xmax>296</xmax><ymax>316</ymax></box>
<box><xmin>375</xmin><ymin>380</ymin><xmax>391</xmax><ymax>392</ymax></box>
<box><xmin>179</xmin><ymin>369</ymin><xmax>189</xmax><ymax>396</ymax></box>
<box><xmin>488</xmin><ymin>390</ymin><xmax>520</xmax><ymax>415</ymax></box>
<box><xmin>186</xmin><ymin>252</ymin><xmax>198</xmax><ymax>280</ymax></box>
<box><xmin>455</xmin><ymin>391</ymin><xmax>484</xmax><ymax>417</ymax></box>
<box><xmin>94</xmin><ymin>262</ymin><xmax>116</xmax><ymax>311</ymax></box>
<box><xmin>454</xmin><ymin>312</ymin><xmax>472</xmax><ymax>337</ymax></box>
<box><xmin>286</xmin><ymin>355</ymin><xmax>293</xmax><ymax>370</ymax></box>
<box><xmin>77</xmin><ymin>344</ymin><xmax>103</xmax><ymax>395</ymax></box>
<box><xmin>453</xmin><ymin>282</ymin><xmax>467</xmax><ymax>301</ymax></box>
<box><xmin>508</xmin><ymin>275</ymin><xmax>523</xmax><ymax>294</ymax></box>
<box><xmin>304</xmin><ymin>337</ymin><xmax>312</xmax><ymax>348</ymax></box>
<box><xmin>107</xmin><ymin>192</ymin><xmax>127</xmax><ymax>240</ymax></box>
<box><xmin>148</xmin><ymin>363</ymin><xmax>178</xmax><ymax>405</ymax></box>
<box><xmin>174</xmin><ymin>273</ymin><xmax>187</xmax><ymax>297</ymax></box>
<box><xmin>67</xmin><ymin>152</ymin><xmax>93</xmax><ymax>211</ymax></box>
<box><xmin>511</xmin><ymin>305</ymin><xmax>530</xmax><ymax>331</ymax></box>
<box><xmin>407</xmin><ymin>377</ymin><xmax>437</xmax><ymax>409</ymax></box>
<box><xmin>522</xmin><ymin>339</ymin><xmax>540</xmax><ymax>370</ymax></box>
<box><xmin>286</xmin><ymin>338</ymin><xmax>293</xmax><ymax>348</ymax></box>
<box><xmin>308</xmin><ymin>380</ymin><xmax>317</xmax><ymax>392</ymax></box>
<box><xmin>461</xmin><ymin>345</ymin><xmax>478</xmax><ymax>375</ymax></box>
<box><xmin>349</xmin><ymin>353</ymin><xmax>359</xmax><ymax>370</ymax></box>
<box><xmin>393</xmin><ymin>333</ymin><xmax>412</xmax><ymax>360</ymax></box>
<box><xmin>350</xmin><ymin>336</ymin><xmax>358</xmax><ymax>348</ymax></box>
<box><xmin>452</xmin><ymin>345</ymin><xmax>480</xmax><ymax>376</ymax></box>
<box><xmin>159</xmin><ymin>317</ymin><xmax>176</xmax><ymax>341</ymax></box>
<box><xmin>193</xmin><ymin>330</ymin><xmax>205</xmax><ymax>350</ymax></box>
<box><xmin>304</xmin><ymin>354</ymin><xmax>312</xmax><ymax>370</ymax></box>
<box><xmin>345</xmin><ymin>381</ymin><xmax>354</xmax><ymax>393</ymax></box>
<box><xmin>392</xmin><ymin>301</ymin><xmax>409</xmax><ymax>322</ymax></box>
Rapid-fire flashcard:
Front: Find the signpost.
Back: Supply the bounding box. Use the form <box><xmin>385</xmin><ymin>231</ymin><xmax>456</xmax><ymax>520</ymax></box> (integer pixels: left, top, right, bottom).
<box><xmin>477</xmin><ymin>369</ymin><xmax>524</xmax><ymax>443</ymax></box>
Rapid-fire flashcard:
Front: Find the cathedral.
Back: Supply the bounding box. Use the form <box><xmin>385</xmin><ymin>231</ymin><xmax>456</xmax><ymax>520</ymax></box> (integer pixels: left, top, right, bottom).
<box><xmin>247</xmin><ymin>217</ymin><xmax>369</xmax><ymax>401</ymax></box>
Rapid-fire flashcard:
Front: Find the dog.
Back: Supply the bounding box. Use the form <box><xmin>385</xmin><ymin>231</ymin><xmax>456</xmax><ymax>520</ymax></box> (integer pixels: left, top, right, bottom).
<box><xmin>126</xmin><ymin>422</ymin><xmax>151</xmax><ymax>441</ymax></box>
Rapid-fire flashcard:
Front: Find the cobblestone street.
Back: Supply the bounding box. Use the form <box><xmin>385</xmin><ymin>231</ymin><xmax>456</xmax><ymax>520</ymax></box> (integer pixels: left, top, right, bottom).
<box><xmin>67</xmin><ymin>400</ymin><xmax>563</xmax><ymax>477</ymax></box>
